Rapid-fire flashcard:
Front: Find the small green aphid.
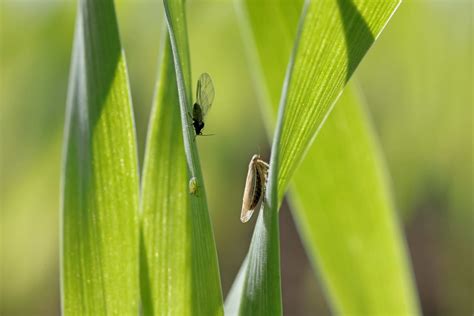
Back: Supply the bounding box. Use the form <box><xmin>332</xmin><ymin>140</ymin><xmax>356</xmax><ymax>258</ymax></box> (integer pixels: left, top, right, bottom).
<box><xmin>189</xmin><ymin>177</ymin><xmax>199</xmax><ymax>195</ymax></box>
<box><xmin>189</xmin><ymin>73</ymin><xmax>215</xmax><ymax>137</ymax></box>
<box><xmin>240</xmin><ymin>154</ymin><xmax>269</xmax><ymax>223</ymax></box>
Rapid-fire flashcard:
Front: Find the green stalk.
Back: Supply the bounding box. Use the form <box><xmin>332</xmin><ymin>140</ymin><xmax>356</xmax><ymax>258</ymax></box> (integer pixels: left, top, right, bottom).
<box><xmin>161</xmin><ymin>0</ymin><xmax>224</xmax><ymax>314</ymax></box>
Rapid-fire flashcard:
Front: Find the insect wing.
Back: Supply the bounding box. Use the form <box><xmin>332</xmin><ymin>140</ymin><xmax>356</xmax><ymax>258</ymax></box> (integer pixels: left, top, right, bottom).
<box><xmin>256</xmin><ymin>159</ymin><xmax>269</xmax><ymax>175</ymax></box>
<box><xmin>241</xmin><ymin>159</ymin><xmax>258</xmax><ymax>223</ymax></box>
<box><xmin>196</xmin><ymin>73</ymin><xmax>215</xmax><ymax>118</ymax></box>
<box><xmin>240</xmin><ymin>155</ymin><xmax>269</xmax><ymax>223</ymax></box>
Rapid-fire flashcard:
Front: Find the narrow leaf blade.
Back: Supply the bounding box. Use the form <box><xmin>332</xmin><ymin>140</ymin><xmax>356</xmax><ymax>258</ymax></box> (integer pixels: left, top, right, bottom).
<box><xmin>161</xmin><ymin>1</ymin><xmax>224</xmax><ymax>314</ymax></box>
<box><xmin>61</xmin><ymin>0</ymin><xmax>139</xmax><ymax>314</ymax></box>
<box><xmin>238</xmin><ymin>203</ymin><xmax>282</xmax><ymax>315</ymax></box>
<box><xmin>139</xmin><ymin>35</ymin><xmax>191</xmax><ymax>315</ymax></box>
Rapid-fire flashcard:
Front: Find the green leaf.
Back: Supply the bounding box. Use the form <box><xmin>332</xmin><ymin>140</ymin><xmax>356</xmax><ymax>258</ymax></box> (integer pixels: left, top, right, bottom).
<box><xmin>275</xmin><ymin>0</ymin><xmax>403</xmax><ymax>198</ymax></box>
<box><xmin>139</xmin><ymin>34</ymin><xmax>190</xmax><ymax>315</ymax></box>
<box><xmin>235</xmin><ymin>200</ymin><xmax>281</xmax><ymax>315</ymax></box>
<box><xmin>227</xmin><ymin>0</ymin><xmax>418</xmax><ymax>314</ymax></box>
<box><xmin>61</xmin><ymin>0</ymin><xmax>139</xmax><ymax>314</ymax></box>
<box><xmin>291</xmin><ymin>87</ymin><xmax>420</xmax><ymax>315</ymax></box>
<box><xmin>161</xmin><ymin>0</ymin><xmax>224</xmax><ymax>314</ymax></box>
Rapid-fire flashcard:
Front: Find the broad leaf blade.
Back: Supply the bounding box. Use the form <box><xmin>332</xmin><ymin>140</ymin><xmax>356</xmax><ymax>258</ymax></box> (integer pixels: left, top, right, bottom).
<box><xmin>61</xmin><ymin>0</ymin><xmax>139</xmax><ymax>314</ymax></box>
<box><xmin>162</xmin><ymin>1</ymin><xmax>224</xmax><ymax>314</ymax></box>
<box><xmin>291</xmin><ymin>87</ymin><xmax>420</xmax><ymax>314</ymax></box>
<box><xmin>139</xmin><ymin>35</ymin><xmax>191</xmax><ymax>315</ymax></box>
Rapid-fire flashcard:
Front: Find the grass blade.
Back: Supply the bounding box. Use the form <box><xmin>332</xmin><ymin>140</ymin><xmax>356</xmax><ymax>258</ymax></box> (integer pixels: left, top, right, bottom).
<box><xmin>139</xmin><ymin>33</ymin><xmax>190</xmax><ymax>315</ymax></box>
<box><xmin>227</xmin><ymin>0</ymin><xmax>409</xmax><ymax>314</ymax></box>
<box><xmin>61</xmin><ymin>0</ymin><xmax>139</xmax><ymax>314</ymax></box>
<box><xmin>236</xmin><ymin>198</ymin><xmax>282</xmax><ymax>315</ymax></box>
<box><xmin>291</xmin><ymin>87</ymin><xmax>420</xmax><ymax>314</ymax></box>
<box><xmin>162</xmin><ymin>1</ymin><xmax>224</xmax><ymax>314</ymax></box>
<box><xmin>275</xmin><ymin>0</ymin><xmax>402</xmax><ymax>197</ymax></box>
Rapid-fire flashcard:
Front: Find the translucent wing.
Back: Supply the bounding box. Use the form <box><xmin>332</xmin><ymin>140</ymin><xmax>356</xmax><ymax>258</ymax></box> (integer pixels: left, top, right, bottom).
<box><xmin>196</xmin><ymin>73</ymin><xmax>215</xmax><ymax>118</ymax></box>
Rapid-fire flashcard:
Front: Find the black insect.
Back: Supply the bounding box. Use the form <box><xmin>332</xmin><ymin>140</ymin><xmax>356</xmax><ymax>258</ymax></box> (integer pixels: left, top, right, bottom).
<box><xmin>190</xmin><ymin>73</ymin><xmax>215</xmax><ymax>137</ymax></box>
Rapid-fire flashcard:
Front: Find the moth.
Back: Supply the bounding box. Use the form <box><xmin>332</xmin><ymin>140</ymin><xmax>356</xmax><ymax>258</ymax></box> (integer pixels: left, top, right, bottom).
<box><xmin>190</xmin><ymin>73</ymin><xmax>215</xmax><ymax>137</ymax></box>
<box><xmin>240</xmin><ymin>154</ymin><xmax>270</xmax><ymax>223</ymax></box>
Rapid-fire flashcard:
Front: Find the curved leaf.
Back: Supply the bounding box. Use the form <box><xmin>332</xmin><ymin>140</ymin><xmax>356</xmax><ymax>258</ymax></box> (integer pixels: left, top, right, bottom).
<box><xmin>291</xmin><ymin>87</ymin><xmax>420</xmax><ymax>314</ymax></box>
<box><xmin>276</xmin><ymin>0</ymin><xmax>402</xmax><ymax>197</ymax></box>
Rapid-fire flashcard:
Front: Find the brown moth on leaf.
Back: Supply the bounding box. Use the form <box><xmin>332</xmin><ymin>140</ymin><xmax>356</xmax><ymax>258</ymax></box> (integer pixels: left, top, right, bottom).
<box><xmin>240</xmin><ymin>154</ymin><xmax>269</xmax><ymax>223</ymax></box>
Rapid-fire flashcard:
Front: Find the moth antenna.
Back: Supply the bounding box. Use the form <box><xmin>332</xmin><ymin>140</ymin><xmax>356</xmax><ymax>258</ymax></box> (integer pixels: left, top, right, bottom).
<box><xmin>257</xmin><ymin>145</ymin><xmax>261</xmax><ymax>156</ymax></box>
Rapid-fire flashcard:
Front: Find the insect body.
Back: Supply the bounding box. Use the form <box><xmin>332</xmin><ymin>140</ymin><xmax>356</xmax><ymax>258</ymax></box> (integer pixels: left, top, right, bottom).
<box><xmin>241</xmin><ymin>154</ymin><xmax>270</xmax><ymax>223</ymax></box>
<box><xmin>191</xmin><ymin>73</ymin><xmax>215</xmax><ymax>136</ymax></box>
<box><xmin>189</xmin><ymin>177</ymin><xmax>199</xmax><ymax>195</ymax></box>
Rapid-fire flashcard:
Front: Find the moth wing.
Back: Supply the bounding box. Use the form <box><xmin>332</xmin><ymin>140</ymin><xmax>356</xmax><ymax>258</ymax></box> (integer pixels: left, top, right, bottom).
<box><xmin>256</xmin><ymin>159</ymin><xmax>269</xmax><ymax>178</ymax></box>
<box><xmin>196</xmin><ymin>73</ymin><xmax>215</xmax><ymax>118</ymax></box>
<box><xmin>241</xmin><ymin>160</ymin><xmax>257</xmax><ymax>223</ymax></box>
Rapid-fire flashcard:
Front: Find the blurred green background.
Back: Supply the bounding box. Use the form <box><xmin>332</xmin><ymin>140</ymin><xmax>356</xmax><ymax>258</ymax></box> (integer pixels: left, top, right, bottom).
<box><xmin>1</xmin><ymin>0</ymin><xmax>472</xmax><ymax>315</ymax></box>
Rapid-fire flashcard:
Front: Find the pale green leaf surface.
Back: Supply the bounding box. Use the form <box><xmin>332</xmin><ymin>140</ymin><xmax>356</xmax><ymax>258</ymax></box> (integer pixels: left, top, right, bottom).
<box><xmin>227</xmin><ymin>0</ymin><xmax>418</xmax><ymax>314</ymax></box>
<box><xmin>276</xmin><ymin>0</ymin><xmax>402</xmax><ymax>198</ymax></box>
<box><xmin>139</xmin><ymin>35</ymin><xmax>191</xmax><ymax>315</ymax></box>
<box><xmin>291</xmin><ymin>88</ymin><xmax>419</xmax><ymax>315</ymax></box>
<box><xmin>162</xmin><ymin>0</ymin><xmax>224</xmax><ymax>314</ymax></box>
<box><xmin>236</xmin><ymin>200</ymin><xmax>281</xmax><ymax>315</ymax></box>
<box><xmin>224</xmin><ymin>256</ymin><xmax>248</xmax><ymax>315</ymax></box>
<box><xmin>61</xmin><ymin>0</ymin><xmax>139</xmax><ymax>314</ymax></box>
